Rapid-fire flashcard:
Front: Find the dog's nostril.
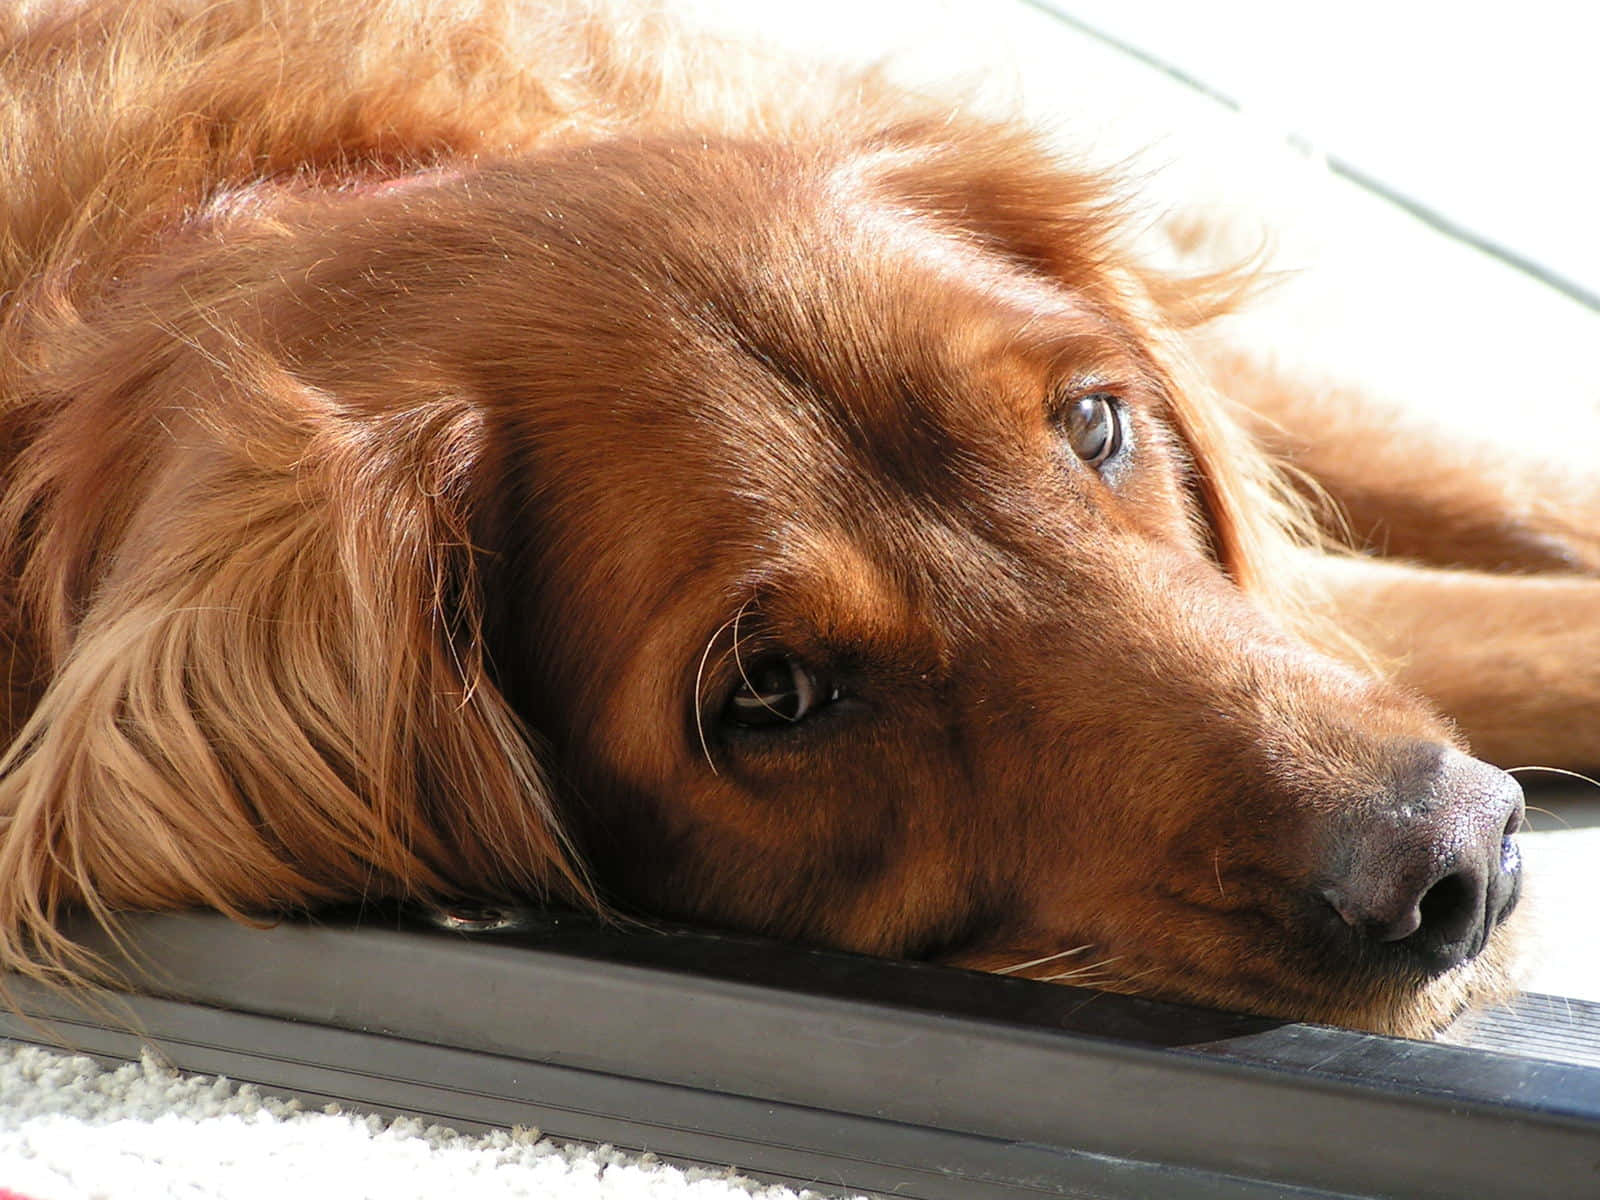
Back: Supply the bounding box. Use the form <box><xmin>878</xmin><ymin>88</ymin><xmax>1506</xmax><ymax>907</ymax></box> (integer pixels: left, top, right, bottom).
<box><xmin>1414</xmin><ymin>867</ymin><xmax>1483</xmax><ymax>949</ymax></box>
<box><xmin>1326</xmin><ymin>861</ymin><xmax>1489</xmax><ymax>950</ymax></box>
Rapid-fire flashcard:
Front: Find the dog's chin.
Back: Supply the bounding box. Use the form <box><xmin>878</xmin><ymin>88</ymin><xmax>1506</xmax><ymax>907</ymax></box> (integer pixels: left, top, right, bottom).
<box><xmin>1107</xmin><ymin>954</ymin><xmax>1517</xmax><ymax>1041</ymax></box>
<box><xmin>954</xmin><ymin>905</ymin><xmax>1526</xmax><ymax>1040</ymax></box>
<box><xmin>1183</xmin><ymin>911</ymin><xmax>1527</xmax><ymax>1040</ymax></box>
<box><xmin>1356</xmin><ymin>914</ymin><xmax>1527</xmax><ymax>1041</ymax></box>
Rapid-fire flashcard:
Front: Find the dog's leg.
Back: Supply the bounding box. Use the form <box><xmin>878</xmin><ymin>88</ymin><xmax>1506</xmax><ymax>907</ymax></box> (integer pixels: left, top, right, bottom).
<box><xmin>1205</xmin><ymin>350</ymin><xmax>1600</xmax><ymax>575</ymax></box>
<box><xmin>1204</xmin><ymin>350</ymin><xmax>1598</xmax><ymax>767</ymax></box>
<box><xmin>1306</xmin><ymin>552</ymin><xmax>1600</xmax><ymax>771</ymax></box>
<box><xmin>1218</xmin><ymin>360</ymin><xmax>1600</xmax><ymax>765</ymax></box>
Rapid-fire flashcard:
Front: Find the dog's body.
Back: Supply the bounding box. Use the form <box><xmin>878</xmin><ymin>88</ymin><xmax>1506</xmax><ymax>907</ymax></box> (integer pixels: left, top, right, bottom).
<box><xmin>2</xmin><ymin>0</ymin><xmax>1596</xmax><ymax>1037</ymax></box>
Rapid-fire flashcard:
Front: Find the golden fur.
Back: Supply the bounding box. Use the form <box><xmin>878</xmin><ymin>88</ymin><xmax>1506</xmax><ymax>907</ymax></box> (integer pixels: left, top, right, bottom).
<box><xmin>2</xmin><ymin>0</ymin><xmax>1595</xmax><ymax>1037</ymax></box>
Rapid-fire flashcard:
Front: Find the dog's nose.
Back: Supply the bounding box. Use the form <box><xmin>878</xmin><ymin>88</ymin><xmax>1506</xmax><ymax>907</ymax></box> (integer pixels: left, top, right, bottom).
<box><xmin>1320</xmin><ymin>748</ymin><xmax>1524</xmax><ymax>971</ymax></box>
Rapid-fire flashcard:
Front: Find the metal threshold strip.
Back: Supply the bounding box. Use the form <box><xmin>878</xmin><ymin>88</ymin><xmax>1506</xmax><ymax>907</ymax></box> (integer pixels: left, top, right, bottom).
<box><xmin>4</xmin><ymin>907</ymin><xmax>1599</xmax><ymax>1200</ymax></box>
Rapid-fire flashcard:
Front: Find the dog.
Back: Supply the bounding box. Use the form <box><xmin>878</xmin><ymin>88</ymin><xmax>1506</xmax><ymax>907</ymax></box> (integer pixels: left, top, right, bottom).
<box><xmin>2</xmin><ymin>0</ymin><xmax>1595</xmax><ymax>1039</ymax></box>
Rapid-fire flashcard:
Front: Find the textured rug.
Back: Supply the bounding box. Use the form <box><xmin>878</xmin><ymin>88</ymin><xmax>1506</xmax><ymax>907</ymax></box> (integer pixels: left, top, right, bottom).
<box><xmin>0</xmin><ymin>1044</ymin><xmax>853</xmax><ymax>1200</ymax></box>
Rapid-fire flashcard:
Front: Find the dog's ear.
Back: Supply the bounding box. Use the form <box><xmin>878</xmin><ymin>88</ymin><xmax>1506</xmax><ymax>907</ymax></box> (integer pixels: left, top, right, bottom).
<box><xmin>1119</xmin><ymin>287</ymin><xmax>1314</xmax><ymax>599</ymax></box>
<box><xmin>0</xmin><ymin>322</ymin><xmax>588</xmax><ymax>983</ymax></box>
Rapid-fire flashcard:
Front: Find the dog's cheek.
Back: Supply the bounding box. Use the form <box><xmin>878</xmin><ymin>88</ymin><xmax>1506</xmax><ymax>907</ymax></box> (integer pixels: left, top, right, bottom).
<box><xmin>563</xmin><ymin>728</ymin><xmax>997</xmax><ymax>957</ymax></box>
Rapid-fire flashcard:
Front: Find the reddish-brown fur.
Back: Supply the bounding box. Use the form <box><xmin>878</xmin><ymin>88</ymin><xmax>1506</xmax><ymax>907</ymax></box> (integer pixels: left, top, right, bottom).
<box><xmin>2</xmin><ymin>0</ymin><xmax>1596</xmax><ymax>1037</ymax></box>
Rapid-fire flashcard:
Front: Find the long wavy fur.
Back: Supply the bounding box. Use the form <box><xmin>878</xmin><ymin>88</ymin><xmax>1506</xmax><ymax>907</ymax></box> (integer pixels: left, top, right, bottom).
<box><xmin>0</xmin><ymin>0</ymin><xmax>1319</xmax><ymax>986</ymax></box>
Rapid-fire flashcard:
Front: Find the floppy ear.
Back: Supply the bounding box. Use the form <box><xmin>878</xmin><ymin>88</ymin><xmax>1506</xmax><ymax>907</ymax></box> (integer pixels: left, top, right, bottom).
<box><xmin>1127</xmin><ymin>289</ymin><xmax>1319</xmax><ymax>599</ymax></box>
<box><xmin>0</xmin><ymin>329</ymin><xmax>588</xmax><ymax>983</ymax></box>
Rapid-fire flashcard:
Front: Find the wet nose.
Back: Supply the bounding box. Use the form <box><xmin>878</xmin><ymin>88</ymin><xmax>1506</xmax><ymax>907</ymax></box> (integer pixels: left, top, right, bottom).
<box><xmin>1320</xmin><ymin>748</ymin><xmax>1524</xmax><ymax>971</ymax></box>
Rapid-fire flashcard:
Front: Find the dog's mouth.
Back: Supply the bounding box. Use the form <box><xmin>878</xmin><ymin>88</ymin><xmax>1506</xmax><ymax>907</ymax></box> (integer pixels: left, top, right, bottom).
<box><xmin>940</xmin><ymin>779</ymin><xmax>1527</xmax><ymax>1039</ymax></box>
<box><xmin>947</xmin><ymin>901</ymin><xmax>1525</xmax><ymax>1039</ymax></box>
<box><xmin>1188</xmin><ymin>752</ymin><xmax>1528</xmax><ymax>1034</ymax></box>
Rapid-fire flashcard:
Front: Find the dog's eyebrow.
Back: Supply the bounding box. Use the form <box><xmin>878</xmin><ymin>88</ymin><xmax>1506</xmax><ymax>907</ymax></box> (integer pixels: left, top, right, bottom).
<box><xmin>1028</xmin><ymin>326</ymin><xmax>1148</xmax><ymax>389</ymax></box>
<box><xmin>728</xmin><ymin>529</ymin><xmax>919</xmax><ymax>644</ymax></box>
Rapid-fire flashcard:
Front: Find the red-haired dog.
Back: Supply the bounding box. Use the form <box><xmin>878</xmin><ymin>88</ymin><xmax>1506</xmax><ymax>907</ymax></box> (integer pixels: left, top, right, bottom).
<box><xmin>2</xmin><ymin>0</ymin><xmax>1596</xmax><ymax>1036</ymax></box>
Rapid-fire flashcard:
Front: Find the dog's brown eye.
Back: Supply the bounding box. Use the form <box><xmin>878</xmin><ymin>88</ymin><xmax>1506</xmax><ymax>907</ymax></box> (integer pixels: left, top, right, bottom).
<box><xmin>726</xmin><ymin>654</ymin><xmax>826</xmax><ymax>728</ymax></box>
<box><xmin>1063</xmin><ymin>392</ymin><xmax>1124</xmax><ymax>468</ymax></box>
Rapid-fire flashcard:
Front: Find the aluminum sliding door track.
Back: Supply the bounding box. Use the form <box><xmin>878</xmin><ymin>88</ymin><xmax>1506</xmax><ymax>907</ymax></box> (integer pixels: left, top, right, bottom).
<box><xmin>4</xmin><ymin>906</ymin><xmax>1599</xmax><ymax>1199</ymax></box>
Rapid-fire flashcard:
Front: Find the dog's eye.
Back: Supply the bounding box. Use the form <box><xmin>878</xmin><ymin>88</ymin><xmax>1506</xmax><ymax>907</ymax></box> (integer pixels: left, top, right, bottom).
<box><xmin>1062</xmin><ymin>392</ymin><xmax>1125</xmax><ymax>468</ymax></box>
<box><xmin>725</xmin><ymin>653</ymin><xmax>830</xmax><ymax>728</ymax></box>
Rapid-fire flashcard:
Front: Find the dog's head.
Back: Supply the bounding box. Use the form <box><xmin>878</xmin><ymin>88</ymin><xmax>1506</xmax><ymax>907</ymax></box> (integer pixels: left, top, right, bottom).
<box><xmin>3</xmin><ymin>120</ymin><xmax>1522</xmax><ymax>1034</ymax></box>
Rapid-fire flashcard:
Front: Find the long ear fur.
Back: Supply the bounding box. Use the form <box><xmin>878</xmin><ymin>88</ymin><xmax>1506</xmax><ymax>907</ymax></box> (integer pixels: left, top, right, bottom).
<box><xmin>1136</xmin><ymin>303</ymin><xmax>1318</xmax><ymax>592</ymax></box>
<box><xmin>0</xmin><ymin>329</ymin><xmax>588</xmax><ymax>985</ymax></box>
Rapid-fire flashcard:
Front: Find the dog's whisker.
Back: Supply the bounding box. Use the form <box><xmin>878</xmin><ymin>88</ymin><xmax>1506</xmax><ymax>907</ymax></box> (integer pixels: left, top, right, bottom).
<box><xmin>692</xmin><ymin>610</ymin><xmax>746</xmax><ymax>776</ymax></box>
<box><xmin>694</xmin><ymin>599</ymin><xmax>765</xmax><ymax>770</ymax></box>
<box><xmin>1043</xmin><ymin>961</ymin><xmax>1161</xmax><ymax>989</ymax></box>
<box><xmin>1522</xmin><ymin>804</ymin><xmax>1571</xmax><ymax>831</ymax></box>
<box><xmin>1039</xmin><ymin>967</ymin><xmax>1111</xmax><ymax>984</ymax></box>
<box><xmin>729</xmin><ymin>597</ymin><xmax>794</xmax><ymax>722</ymax></box>
<box><xmin>1040</xmin><ymin>967</ymin><xmax>1123</xmax><ymax>986</ymax></box>
<box><xmin>993</xmin><ymin>944</ymin><xmax>1094</xmax><ymax>975</ymax></box>
<box><xmin>1507</xmin><ymin>764</ymin><xmax>1600</xmax><ymax>794</ymax></box>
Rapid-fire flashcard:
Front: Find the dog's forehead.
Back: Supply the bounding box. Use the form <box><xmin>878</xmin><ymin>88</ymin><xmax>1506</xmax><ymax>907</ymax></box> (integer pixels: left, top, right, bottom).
<box><xmin>509</xmin><ymin>138</ymin><xmax>1183</xmax><ymax>645</ymax></box>
<box><xmin>509</xmin><ymin>135</ymin><xmax>1141</xmax><ymax>425</ymax></box>
<box><xmin>627</xmin><ymin>159</ymin><xmax>1142</xmax><ymax>501</ymax></box>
